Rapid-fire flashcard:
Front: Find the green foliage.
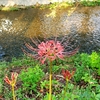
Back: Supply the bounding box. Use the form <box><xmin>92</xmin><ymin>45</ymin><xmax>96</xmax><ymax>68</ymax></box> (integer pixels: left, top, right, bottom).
<box><xmin>16</xmin><ymin>88</ymin><xmax>35</xmax><ymax>100</ymax></box>
<box><xmin>9</xmin><ymin>7</ymin><xmax>19</xmax><ymax>11</ymax></box>
<box><xmin>3</xmin><ymin>87</ymin><xmax>12</xmax><ymax>99</ymax></box>
<box><xmin>74</xmin><ymin>63</ymin><xmax>89</xmax><ymax>82</ymax></box>
<box><xmin>59</xmin><ymin>83</ymin><xmax>100</xmax><ymax>100</ymax></box>
<box><xmin>0</xmin><ymin>0</ymin><xmax>100</xmax><ymax>12</ymax></box>
<box><xmin>89</xmin><ymin>52</ymin><xmax>100</xmax><ymax>75</ymax></box>
<box><xmin>78</xmin><ymin>85</ymin><xmax>100</xmax><ymax>100</ymax></box>
<box><xmin>82</xmin><ymin>73</ymin><xmax>97</xmax><ymax>86</ymax></box>
<box><xmin>40</xmin><ymin>80</ymin><xmax>49</xmax><ymax>90</ymax></box>
<box><xmin>73</xmin><ymin>53</ymin><xmax>90</xmax><ymax>82</ymax></box>
<box><xmin>40</xmin><ymin>79</ymin><xmax>59</xmax><ymax>90</ymax></box>
<box><xmin>16</xmin><ymin>88</ymin><xmax>26</xmax><ymax>100</ymax></box>
<box><xmin>48</xmin><ymin>2</ymin><xmax>58</xmax><ymax>10</ymax></box>
<box><xmin>90</xmin><ymin>52</ymin><xmax>100</xmax><ymax>68</ymax></box>
<box><xmin>1</xmin><ymin>7</ymin><xmax>19</xmax><ymax>11</ymax></box>
<box><xmin>60</xmin><ymin>83</ymin><xmax>80</xmax><ymax>100</ymax></box>
<box><xmin>52</xmin><ymin>65</ymin><xmax>61</xmax><ymax>73</ymax></box>
<box><xmin>74</xmin><ymin>53</ymin><xmax>90</xmax><ymax>66</ymax></box>
<box><xmin>80</xmin><ymin>0</ymin><xmax>100</xmax><ymax>6</ymax></box>
<box><xmin>1</xmin><ymin>51</ymin><xmax>100</xmax><ymax>99</ymax></box>
<box><xmin>40</xmin><ymin>2</ymin><xmax>73</xmax><ymax>10</ymax></box>
<box><xmin>78</xmin><ymin>88</ymin><xmax>95</xmax><ymax>100</ymax></box>
<box><xmin>0</xmin><ymin>61</ymin><xmax>8</xmax><ymax>94</ymax></box>
<box><xmin>19</xmin><ymin>65</ymin><xmax>44</xmax><ymax>92</ymax></box>
<box><xmin>43</xmin><ymin>93</ymin><xmax>57</xmax><ymax>100</ymax></box>
<box><xmin>74</xmin><ymin>51</ymin><xmax>100</xmax><ymax>70</ymax></box>
<box><xmin>0</xmin><ymin>61</ymin><xmax>8</xmax><ymax>79</ymax></box>
<box><xmin>10</xmin><ymin>55</ymin><xmax>38</xmax><ymax>67</ymax></box>
<box><xmin>73</xmin><ymin>52</ymin><xmax>100</xmax><ymax>82</ymax></box>
<box><xmin>80</xmin><ymin>53</ymin><xmax>91</xmax><ymax>66</ymax></box>
<box><xmin>45</xmin><ymin>0</ymin><xmax>100</xmax><ymax>10</ymax></box>
<box><xmin>0</xmin><ymin>79</ymin><xmax>3</xmax><ymax>94</ymax></box>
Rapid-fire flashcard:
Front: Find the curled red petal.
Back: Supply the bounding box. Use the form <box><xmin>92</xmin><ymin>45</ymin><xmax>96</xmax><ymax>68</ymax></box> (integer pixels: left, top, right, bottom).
<box><xmin>4</xmin><ymin>76</ymin><xmax>11</xmax><ymax>85</ymax></box>
<box><xmin>11</xmin><ymin>72</ymin><xmax>18</xmax><ymax>81</ymax></box>
<box><xmin>11</xmin><ymin>72</ymin><xmax>15</xmax><ymax>80</ymax></box>
<box><xmin>25</xmin><ymin>43</ymin><xmax>38</xmax><ymax>52</ymax></box>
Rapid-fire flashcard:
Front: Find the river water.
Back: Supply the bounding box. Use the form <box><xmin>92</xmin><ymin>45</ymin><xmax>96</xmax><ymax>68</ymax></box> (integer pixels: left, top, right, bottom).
<box><xmin>0</xmin><ymin>6</ymin><xmax>100</xmax><ymax>60</ymax></box>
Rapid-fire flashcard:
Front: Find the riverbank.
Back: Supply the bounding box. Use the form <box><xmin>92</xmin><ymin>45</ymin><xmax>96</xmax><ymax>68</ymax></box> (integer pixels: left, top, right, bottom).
<box><xmin>0</xmin><ymin>1</ymin><xmax>100</xmax><ymax>11</ymax></box>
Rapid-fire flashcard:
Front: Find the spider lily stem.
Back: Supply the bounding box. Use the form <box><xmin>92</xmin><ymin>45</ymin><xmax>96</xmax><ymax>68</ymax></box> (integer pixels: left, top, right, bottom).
<box><xmin>63</xmin><ymin>79</ymin><xmax>68</xmax><ymax>100</ymax></box>
<box><xmin>12</xmin><ymin>86</ymin><xmax>16</xmax><ymax>100</ymax></box>
<box><xmin>49</xmin><ymin>60</ymin><xmax>52</xmax><ymax>100</ymax></box>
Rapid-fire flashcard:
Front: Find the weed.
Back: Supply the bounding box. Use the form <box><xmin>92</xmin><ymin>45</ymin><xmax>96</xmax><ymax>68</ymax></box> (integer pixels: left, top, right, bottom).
<box><xmin>19</xmin><ymin>65</ymin><xmax>44</xmax><ymax>92</ymax></box>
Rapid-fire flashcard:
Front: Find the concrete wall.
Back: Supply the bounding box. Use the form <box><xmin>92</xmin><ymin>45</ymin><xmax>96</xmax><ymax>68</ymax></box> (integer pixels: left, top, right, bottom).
<box><xmin>0</xmin><ymin>0</ymin><xmax>75</xmax><ymax>6</ymax></box>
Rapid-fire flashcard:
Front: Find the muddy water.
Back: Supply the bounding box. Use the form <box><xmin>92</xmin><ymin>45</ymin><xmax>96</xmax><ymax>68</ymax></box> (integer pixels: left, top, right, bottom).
<box><xmin>0</xmin><ymin>7</ymin><xmax>100</xmax><ymax>60</ymax></box>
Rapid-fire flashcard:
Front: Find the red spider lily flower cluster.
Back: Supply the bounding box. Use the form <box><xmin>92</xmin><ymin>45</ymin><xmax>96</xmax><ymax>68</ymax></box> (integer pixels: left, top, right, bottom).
<box><xmin>38</xmin><ymin>40</ymin><xmax>64</xmax><ymax>63</ymax></box>
<box><xmin>4</xmin><ymin>72</ymin><xmax>18</xmax><ymax>87</ymax></box>
<box><xmin>24</xmin><ymin>40</ymin><xmax>64</xmax><ymax>64</ymax></box>
<box><xmin>23</xmin><ymin>38</ymin><xmax>78</xmax><ymax>64</ymax></box>
<box><xmin>62</xmin><ymin>69</ymin><xmax>75</xmax><ymax>81</ymax></box>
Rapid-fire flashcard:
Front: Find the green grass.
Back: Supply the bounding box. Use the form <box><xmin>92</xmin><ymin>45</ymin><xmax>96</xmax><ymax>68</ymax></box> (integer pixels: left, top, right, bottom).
<box><xmin>1</xmin><ymin>7</ymin><xmax>19</xmax><ymax>11</ymax></box>
<box><xmin>1</xmin><ymin>51</ymin><xmax>100</xmax><ymax>99</ymax></box>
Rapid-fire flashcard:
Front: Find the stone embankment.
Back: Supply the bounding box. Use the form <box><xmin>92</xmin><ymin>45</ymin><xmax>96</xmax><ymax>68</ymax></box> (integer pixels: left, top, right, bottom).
<box><xmin>0</xmin><ymin>0</ymin><xmax>73</xmax><ymax>6</ymax></box>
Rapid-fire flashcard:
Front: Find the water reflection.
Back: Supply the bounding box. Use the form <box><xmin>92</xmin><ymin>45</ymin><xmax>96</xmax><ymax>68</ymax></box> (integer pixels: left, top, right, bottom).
<box><xmin>0</xmin><ymin>18</ymin><xmax>12</xmax><ymax>32</ymax></box>
<box><xmin>0</xmin><ymin>7</ymin><xmax>100</xmax><ymax>60</ymax></box>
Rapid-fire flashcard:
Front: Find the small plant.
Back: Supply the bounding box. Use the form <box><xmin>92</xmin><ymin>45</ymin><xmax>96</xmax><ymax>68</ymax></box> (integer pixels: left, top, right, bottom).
<box><xmin>89</xmin><ymin>52</ymin><xmax>100</xmax><ymax>75</ymax></box>
<box><xmin>40</xmin><ymin>80</ymin><xmax>50</xmax><ymax>92</ymax></box>
<box><xmin>4</xmin><ymin>72</ymin><xmax>18</xmax><ymax>100</ymax></box>
<box><xmin>90</xmin><ymin>52</ymin><xmax>100</xmax><ymax>68</ymax></box>
<box><xmin>74</xmin><ymin>53</ymin><xmax>90</xmax><ymax>66</ymax></box>
<box><xmin>82</xmin><ymin>73</ymin><xmax>97</xmax><ymax>86</ymax></box>
<box><xmin>74</xmin><ymin>64</ymin><xmax>86</xmax><ymax>82</ymax></box>
<box><xmin>73</xmin><ymin>53</ymin><xmax>91</xmax><ymax>82</ymax></box>
<box><xmin>43</xmin><ymin>93</ymin><xmax>57</xmax><ymax>100</ymax></box>
<box><xmin>19</xmin><ymin>65</ymin><xmax>44</xmax><ymax>92</ymax></box>
<box><xmin>60</xmin><ymin>83</ymin><xmax>79</xmax><ymax>100</ymax></box>
<box><xmin>40</xmin><ymin>79</ymin><xmax>59</xmax><ymax>92</ymax></box>
<box><xmin>0</xmin><ymin>61</ymin><xmax>8</xmax><ymax>94</ymax></box>
<box><xmin>52</xmin><ymin>65</ymin><xmax>61</xmax><ymax>73</ymax></box>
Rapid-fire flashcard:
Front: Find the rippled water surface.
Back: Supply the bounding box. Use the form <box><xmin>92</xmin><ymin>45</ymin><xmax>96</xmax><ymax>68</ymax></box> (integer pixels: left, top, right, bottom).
<box><xmin>0</xmin><ymin>7</ymin><xmax>100</xmax><ymax>60</ymax></box>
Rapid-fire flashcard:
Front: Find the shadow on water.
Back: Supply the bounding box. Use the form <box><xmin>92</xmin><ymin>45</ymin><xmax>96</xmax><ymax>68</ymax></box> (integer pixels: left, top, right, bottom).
<box><xmin>0</xmin><ymin>8</ymin><xmax>39</xmax><ymax>61</ymax></box>
<box><xmin>0</xmin><ymin>6</ymin><xmax>100</xmax><ymax>61</ymax></box>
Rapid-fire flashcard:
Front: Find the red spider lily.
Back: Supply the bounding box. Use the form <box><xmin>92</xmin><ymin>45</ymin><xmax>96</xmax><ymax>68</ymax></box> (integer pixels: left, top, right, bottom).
<box><xmin>38</xmin><ymin>40</ymin><xmax>64</xmax><ymax>63</ymax></box>
<box><xmin>23</xmin><ymin>37</ymin><xmax>78</xmax><ymax>64</ymax></box>
<box><xmin>4</xmin><ymin>72</ymin><xmax>18</xmax><ymax>87</ymax></box>
<box><xmin>23</xmin><ymin>40</ymin><xmax>64</xmax><ymax>64</ymax></box>
<box><xmin>62</xmin><ymin>69</ymin><xmax>75</xmax><ymax>81</ymax></box>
